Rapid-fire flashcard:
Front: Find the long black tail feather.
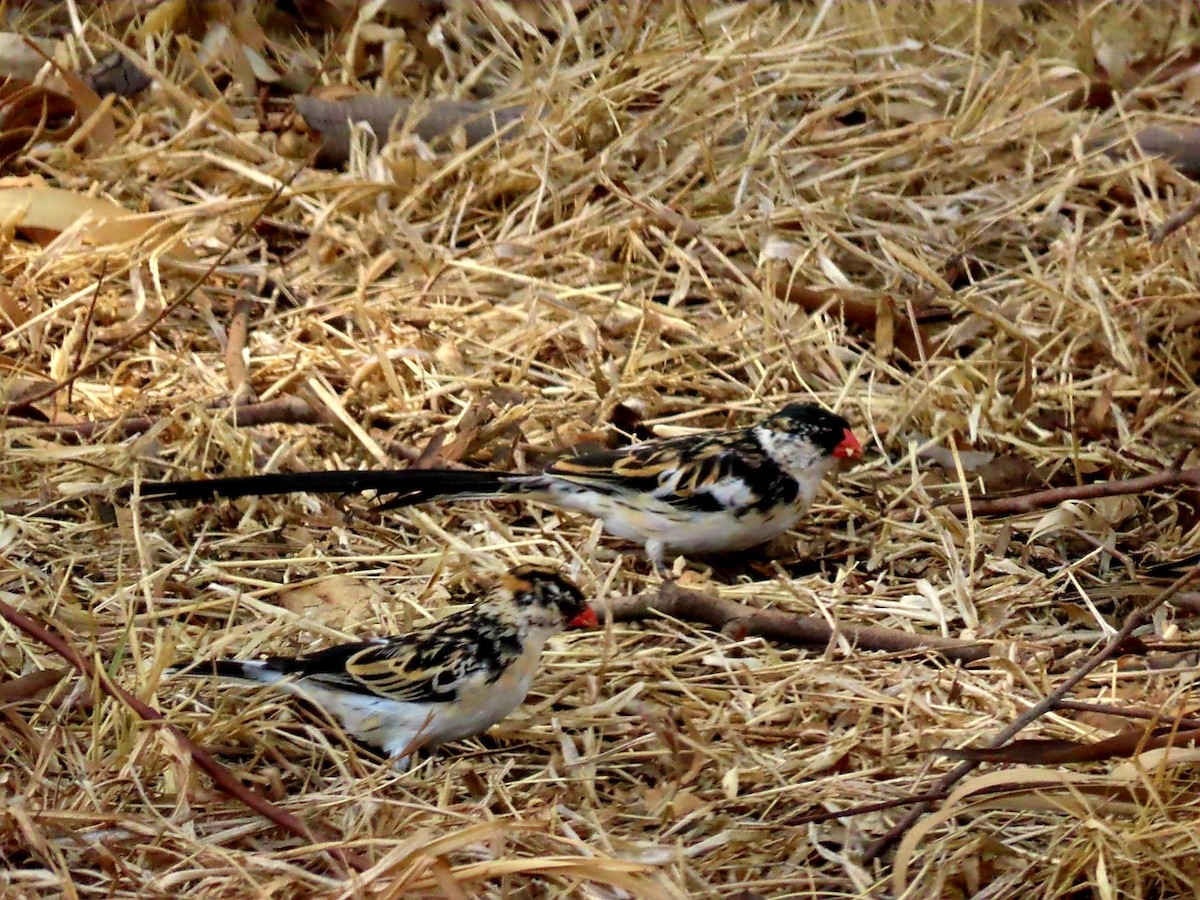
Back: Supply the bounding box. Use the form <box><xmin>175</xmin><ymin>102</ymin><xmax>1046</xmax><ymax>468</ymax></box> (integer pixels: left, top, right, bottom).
<box><xmin>168</xmin><ymin>658</ymin><xmax>281</xmax><ymax>683</ymax></box>
<box><xmin>132</xmin><ymin>468</ymin><xmax>526</xmax><ymax>507</ymax></box>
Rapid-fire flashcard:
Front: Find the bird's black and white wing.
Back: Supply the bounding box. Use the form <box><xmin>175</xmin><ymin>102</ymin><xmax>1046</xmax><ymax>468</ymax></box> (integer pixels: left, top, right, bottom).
<box><xmin>544</xmin><ymin>432</ymin><xmax>797</xmax><ymax>514</ymax></box>
<box><xmin>275</xmin><ymin>612</ymin><xmax>523</xmax><ymax>704</ymax></box>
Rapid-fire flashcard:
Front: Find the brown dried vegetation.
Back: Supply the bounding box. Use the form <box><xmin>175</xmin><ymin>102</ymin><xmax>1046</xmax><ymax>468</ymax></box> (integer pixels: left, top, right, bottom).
<box><xmin>4</xmin><ymin>2</ymin><xmax>1200</xmax><ymax>897</ymax></box>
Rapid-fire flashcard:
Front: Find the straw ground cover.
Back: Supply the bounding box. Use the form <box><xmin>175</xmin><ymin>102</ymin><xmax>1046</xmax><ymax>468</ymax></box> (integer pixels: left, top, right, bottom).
<box><xmin>4</xmin><ymin>0</ymin><xmax>1200</xmax><ymax>895</ymax></box>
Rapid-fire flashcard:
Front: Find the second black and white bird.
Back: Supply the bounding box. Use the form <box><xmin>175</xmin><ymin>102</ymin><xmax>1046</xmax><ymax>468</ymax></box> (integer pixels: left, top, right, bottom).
<box><xmin>136</xmin><ymin>402</ymin><xmax>863</xmax><ymax>569</ymax></box>
<box><xmin>169</xmin><ymin>565</ymin><xmax>597</xmax><ymax>768</ymax></box>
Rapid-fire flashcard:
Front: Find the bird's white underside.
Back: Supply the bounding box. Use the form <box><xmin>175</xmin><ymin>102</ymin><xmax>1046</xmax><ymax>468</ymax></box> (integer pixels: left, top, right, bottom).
<box><xmin>542</xmin><ymin>449</ymin><xmax>839</xmax><ymax>563</ymax></box>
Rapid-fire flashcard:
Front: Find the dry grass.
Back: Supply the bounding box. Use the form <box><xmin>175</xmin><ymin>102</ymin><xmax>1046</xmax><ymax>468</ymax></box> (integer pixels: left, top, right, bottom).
<box><xmin>4</xmin><ymin>1</ymin><xmax>1200</xmax><ymax>896</ymax></box>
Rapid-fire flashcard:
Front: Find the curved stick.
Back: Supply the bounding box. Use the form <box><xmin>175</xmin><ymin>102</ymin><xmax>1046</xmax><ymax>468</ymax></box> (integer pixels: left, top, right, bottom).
<box><xmin>0</xmin><ymin>597</ymin><xmax>367</xmax><ymax>873</ymax></box>
<box><xmin>946</xmin><ymin>468</ymin><xmax>1200</xmax><ymax>517</ymax></box>
<box><xmin>860</xmin><ymin>560</ymin><xmax>1200</xmax><ymax>862</ymax></box>
<box><xmin>605</xmin><ymin>582</ymin><xmax>992</xmax><ymax>664</ymax></box>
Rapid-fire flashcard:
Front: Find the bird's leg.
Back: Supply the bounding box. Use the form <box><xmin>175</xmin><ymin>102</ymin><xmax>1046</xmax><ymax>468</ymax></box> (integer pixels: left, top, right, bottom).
<box><xmin>645</xmin><ymin>538</ymin><xmax>675</xmax><ymax>581</ymax></box>
<box><xmin>391</xmin><ymin>751</ymin><xmax>414</xmax><ymax>773</ymax></box>
<box><xmin>387</xmin><ymin>726</ymin><xmax>432</xmax><ymax>771</ymax></box>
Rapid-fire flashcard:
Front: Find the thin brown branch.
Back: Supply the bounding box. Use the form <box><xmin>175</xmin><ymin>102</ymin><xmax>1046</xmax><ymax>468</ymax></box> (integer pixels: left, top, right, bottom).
<box><xmin>224</xmin><ymin>297</ymin><xmax>255</xmax><ymax>400</ymax></box>
<box><xmin>1116</xmin><ymin>648</ymin><xmax>1200</xmax><ymax>672</ymax></box>
<box><xmin>861</xmin><ymin>561</ymin><xmax>1200</xmax><ymax>863</ymax></box>
<box><xmin>945</xmin><ymin>467</ymin><xmax>1200</xmax><ymax>517</ymax></box>
<box><xmin>226</xmin><ymin>397</ymin><xmax>328</xmax><ymax>429</ymax></box>
<box><xmin>1152</xmin><ymin>195</ymin><xmax>1200</xmax><ymax>243</ymax></box>
<box><xmin>786</xmin><ymin>790</ymin><xmax>955</xmax><ymax>827</ymax></box>
<box><xmin>937</xmin><ymin>725</ymin><xmax>1200</xmax><ymax>766</ymax></box>
<box><xmin>604</xmin><ymin>582</ymin><xmax>992</xmax><ymax>664</ymax></box>
<box><xmin>0</xmin><ymin>667</ymin><xmax>67</xmax><ymax>704</ymax></box>
<box><xmin>1055</xmin><ymin>699</ymin><xmax>1200</xmax><ymax>729</ymax></box>
<box><xmin>0</xmin><ymin>596</ymin><xmax>368</xmax><ymax>873</ymax></box>
<box><xmin>68</xmin><ymin>257</ymin><xmax>106</xmax><ymax>410</ymax></box>
<box><xmin>785</xmin><ymin>779</ymin><xmax>1093</xmax><ymax>828</ymax></box>
<box><xmin>787</xmin><ymin>703</ymin><xmax>1200</xmax><ymax>827</ymax></box>
<box><xmin>8</xmin><ymin>396</ymin><xmax>328</xmax><ymax>442</ymax></box>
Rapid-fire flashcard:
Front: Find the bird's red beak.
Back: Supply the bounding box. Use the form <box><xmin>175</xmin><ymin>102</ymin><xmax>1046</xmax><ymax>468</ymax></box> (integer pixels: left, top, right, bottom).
<box><xmin>567</xmin><ymin>606</ymin><xmax>599</xmax><ymax>629</ymax></box>
<box><xmin>833</xmin><ymin>428</ymin><xmax>863</xmax><ymax>459</ymax></box>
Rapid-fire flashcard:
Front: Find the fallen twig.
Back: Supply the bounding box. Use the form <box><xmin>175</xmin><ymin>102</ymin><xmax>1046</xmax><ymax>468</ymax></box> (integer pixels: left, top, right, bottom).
<box><xmin>68</xmin><ymin>258</ymin><xmax>106</xmax><ymax>410</ymax></box>
<box><xmin>945</xmin><ymin>467</ymin><xmax>1200</xmax><ymax>517</ymax></box>
<box><xmin>1055</xmin><ymin>699</ymin><xmax>1200</xmax><ymax>729</ymax></box>
<box><xmin>0</xmin><ymin>667</ymin><xmax>67</xmax><ymax>704</ymax></box>
<box><xmin>0</xmin><ymin>596</ymin><xmax>368</xmax><ymax>873</ymax></box>
<box><xmin>775</xmin><ymin>282</ymin><xmax>927</xmax><ymax>360</ymax></box>
<box><xmin>8</xmin><ymin>396</ymin><xmax>329</xmax><ymax>442</ymax></box>
<box><xmin>787</xmin><ymin>703</ymin><xmax>1200</xmax><ymax>827</ymax></box>
<box><xmin>224</xmin><ymin>297</ymin><xmax>255</xmax><ymax>400</ymax></box>
<box><xmin>861</xmin><ymin>560</ymin><xmax>1200</xmax><ymax>863</ymax></box>
<box><xmin>787</xmin><ymin>705</ymin><xmax>1200</xmax><ymax>830</ymax></box>
<box><xmin>1152</xmin><ymin>195</ymin><xmax>1200</xmax><ymax>243</ymax></box>
<box><xmin>785</xmin><ymin>778</ymin><xmax>1097</xmax><ymax>828</ymax></box>
<box><xmin>787</xmin><ymin>790</ymin><xmax>955</xmax><ymax>828</ymax></box>
<box><xmin>936</xmin><ymin>724</ymin><xmax>1200</xmax><ymax>766</ymax></box>
<box><xmin>604</xmin><ymin>582</ymin><xmax>992</xmax><ymax>664</ymax></box>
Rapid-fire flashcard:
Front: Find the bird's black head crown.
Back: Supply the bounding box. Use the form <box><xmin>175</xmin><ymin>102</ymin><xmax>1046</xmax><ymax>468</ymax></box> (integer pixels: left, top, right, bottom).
<box><xmin>759</xmin><ymin>403</ymin><xmax>854</xmax><ymax>455</ymax></box>
<box><xmin>502</xmin><ymin>565</ymin><xmax>589</xmax><ymax>622</ymax></box>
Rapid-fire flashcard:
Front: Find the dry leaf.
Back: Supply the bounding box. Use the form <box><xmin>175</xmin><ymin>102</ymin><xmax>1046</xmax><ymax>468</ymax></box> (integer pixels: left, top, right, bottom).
<box><xmin>479</xmin><ymin>0</ymin><xmax>593</xmax><ymax>33</ymax></box>
<box><xmin>275</xmin><ymin>574</ymin><xmax>380</xmax><ymax>627</ymax></box>
<box><xmin>295</xmin><ymin>95</ymin><xmax>527</xmax><ymax>167</ymax></box>
<box><xmin>1111</xmin><ymin>744</ymin><xmax>1200</xmax><ymax>780</ymax></box>
<box><xmin>0</xmin><ymin>183</ymin><xmax>153</xmax><ymax>245</ymax></box>
<box><xmin>1136</xmin><ymin>127</ymin><xmax>1200</xmax><ymax>180</ymax></box>
<box><xmin>972</xmin><ymin>455</ymin><xmax>1040</xmax><ymax>494</ymax></box>
<box><xmin>917</xmin><ymin>443</ymin><xmax>995</xmax><ymax>472</ymax></box>
<box><xmin>0</xmin><ymin>33</ymin><xmax>59</xmax><ymax>82</ymax></box>
<box><xmin>1101</xmin><ymin>46</ymin><xmax>1200</xmax><ymax>94</ymax></box>
<box><xmin>640</xmin><ymin>784</ymin><xmax>668</xmax><ymax>812</ymax></box>
<box><xmin>876</xmin><ymin>99</ymin><xmax>941</xmax><ymax>125</ymax></box>
<box><xmin>774</xmin><ymin>283</ymin><xmax>927</xmax><ymax>359</ymax></box>
<box><xmin>23</xmin><ymin>43</ymin><xmax>120</xmax><ymax>155</ymax></box>
<box><xmin>670</xmin><ymin>789</ymin><xmax>708</xmax><ymax>818</ymax></box>
<box><xmin>874</xmin><ymin>292</ymin><xmax>895</xmax><ymax>358</ymax></box>
<box><xmin>1029</xmin><ymin>503</ymin><xmax>1079</xmax><ymax>539</ymax></box>
<box><xmin>137</xmin><ymin>0</ymin><xmax>189</xmax><ymax>38</ymax></box>
<box><xmin>1084</xmin><ymin>375</ymin><xmax>1116</xmax><ymax>435</ymax></box>
<box><xmin>938</xmin><ymin>726</ymin><xmax>1200</xmax><ymax>766</ymax></box>
<box><xmin>84</xmin><ymin>51</ymin><xmax>152</xmax><ymax>99</ymax></box>
<box><xmin>0</xmin><ymin>76</ymin><xmax>77</xmax><ymax>164</ymax></box>
<box><xmin>0</xmin><ymin>667</ymin><xmax>66</xmax><ymax>704</ymax></box>
<box><xmin>0</xmin><ymin>288</ymin><xmax>26</xmax><ymax>329</ymax></box>
<box><xmin>893</xmin><ymin>768</ymin><xmax>1133</xmax><ymax>896</ymax></box>
<box><xmin>1</xmin><ymin>375</ymin><xmax>58</xmax><ymax>408</ymax></box>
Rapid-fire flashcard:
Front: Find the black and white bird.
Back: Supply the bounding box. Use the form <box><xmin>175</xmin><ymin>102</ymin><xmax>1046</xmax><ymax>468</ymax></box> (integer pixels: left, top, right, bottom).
<box><xmin>137</xmin><ymin>402</ymin><xmax>863</xmax><ymax>570</ymax></box>
<box><xmin>169</xmin><ymin>565</ymin><xmax>597</xmax><ymax>769</ymax></box>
